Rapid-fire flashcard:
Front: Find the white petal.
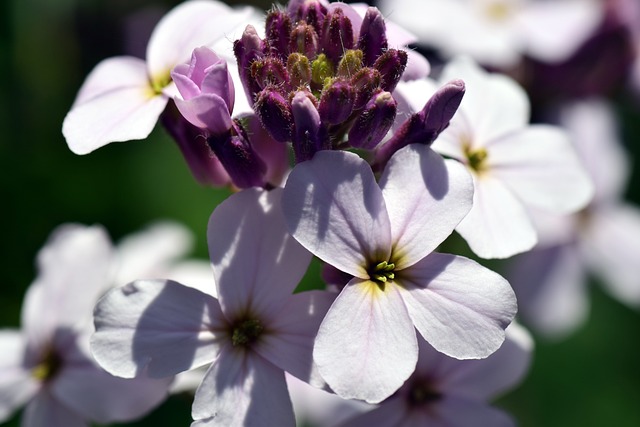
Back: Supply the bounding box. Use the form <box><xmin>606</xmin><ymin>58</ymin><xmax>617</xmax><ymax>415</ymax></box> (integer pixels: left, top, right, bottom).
<box><xmin>338</xmin><ymin>398</ymin><xmax>409</xmax><ymax>427</ymax></box>
<box><xmin>508</xmin><ymin>244</ymin><xmax>588</xmax><ymax>339</ymax></box>
<box><xmin>22</xmin><ymin>225</ymin><xmax>113</xmax><ymax>353</ymax></box>
<box><xmin>282</xmin><ymin>150</ymin><xmax>392</xmax><ymax>279</ymax></box>
<box><xmin>0</xmin><ymin>331</ymin><xmax>39</xmax><ymax>422</ymax></box>
<box><xmin>437</xmin><ymin>322</ymin><xmax>533</xmax><ymax>400</ymax></box>
<box><xmin>380</xmin><ymin>145</ymin><xmax>473</xmax><ymax>269</ymax></box>
<box><xmin>146</xmin><ymin>1</ymin><xmax>256</xmax><ymax>79</ymax></box>
<box><xmin>114</xmin><ymin>221</ymin><xmax>194</xmax><ymax>285</ymax></box>
<box><xmin>456</xmin><ymin>175</ymin><xmax>537</xmax><ymax>259</ymax></box>
<box><xmin>62</xmin><ymin>84</ymin><xmax>168</xmax><ymax>154</ymax></box>
<box><xmin>398</xmin><ymin>253</ymin><xmax>517</xmax><ymax>359</ymax></box>
<box><xmin>208</xmin><ymin>188</ymin><xmax>312</xmax><ymax>318</ymax></box>
<box><xmin>51</xmin><ymin>362</ymin><xmax>170</xmax><ymax>423</ymax></box>
<box><xmin>314</xmin><ymin>278</ymin><xmax>418</xmax><ymax>403</ymax></box>
<box><xmin>91</xmin><ymin>279</ymin><xmax>224</xmax><ymax>378</ymax></box>
<box><xmin>191</xmin><ymin>350</ymin><xmax>294</xmax><ymax>426</ymax></box>
<box><xmin>22</xmin><ymin>391</ymin><xmax>87</xmax><ymax>427</ymax></box>
<box><xmin>440</xmin><ymin>57</ymin><xmax>530</xmax><ymax>146</ymax></box>
<box><xmin>489</xmin><ymin>126</ymin><xmax>594</xmax><ymax>214</ymax></box>
<box><xmin>255</xmin><ymin>291</ymin><xmax>334</xmax><ymax>388</ymax></box>
<box><xmin>583</xmin><ymin>204</ymin><xmax>640</xmax><ymax>306</ymax></box>
<box><xmin>71</xmin><ymin>56</ymin><xmax>149</xmax><ymax>107</ymax></box>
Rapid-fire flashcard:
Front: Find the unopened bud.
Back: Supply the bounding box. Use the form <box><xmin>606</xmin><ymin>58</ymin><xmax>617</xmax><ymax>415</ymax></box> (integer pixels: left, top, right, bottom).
<box><xmin>291</xmin><ymin>91</ymin><xmax>324</xmax><ymax>162</ymax></box>
<box><xmin>233</xmin><ymin>25</ymin><xmax>266</xmax><ymax>104</ymax></box>
<box><xmin>251</xmin><ymin>57</ymin><xmax>289</xmax><ymax>90</ymax></box>
<box><xmin>373</xmin><ymin>49</ymin><xmax>408</xmax><ymax>93</ymax></box>
<box><xmin>265</xmin><ymin>9</ymin><xmax>292</xmax><ymax>61</ymax></box>
<box><xmin>358</xmin><ymin>7</ymin><xmax>388</xmax><ymax>66</ymax></box>
<box><xmin>321</xmin><ymin>8</ymin><xmax>354</xmax><ymax>63</ymax></box>
<box><xmin>254</xmin><ymin>86</ymin><xmax>294</xmax><ymax>143</ymax></box>
<box><xmin>337</xmin><ymin>49</ymin><xmax>363</xmax><ymax>79</ymax></box>
<box><xmin>287</xmin><ymin>53</ymin><xmax>312</xmax><ymax>89</ymax></box>
<box><xmin>290</xmin><ymin>23</ymin><xmax>319</xmax><ymax>59</ymax></box>
<box><xmin>311</xmin><ymin>53</ymin><xmax>334</xmax><ymax>87</ymax></box>
<box><xmin>348</xmin><ymin>90</ymin><xmax>397</xmax><ymax>150</ymax></box>
<box><xmin>318</xmin><ymin>79</ymin><xmax>356</xmax><ymax>125</ymax></box>
<box><xmin>351</xmin><ymin>67</ymin><xmax>382</xmax><ymax>110</ymax></box>
<box><xmin>289</xmin><ymin>0</ymin><xmax>327</xmax><ymax>33</ymax></box>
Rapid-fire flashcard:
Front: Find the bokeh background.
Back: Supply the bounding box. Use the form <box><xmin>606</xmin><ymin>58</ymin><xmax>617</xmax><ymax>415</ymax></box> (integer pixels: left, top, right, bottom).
<box><xmin>1</xmin><ymin>0</ymin><xmax>639</xmax><ymax>426</ymax></box>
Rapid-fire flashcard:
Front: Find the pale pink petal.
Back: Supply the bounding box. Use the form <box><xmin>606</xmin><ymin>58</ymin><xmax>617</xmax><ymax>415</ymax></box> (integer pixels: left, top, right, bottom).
<box><xmin>191</xmin><ymin>349</ymin><xmax>294</xmax><ymax>426</ymax></box>
<box><xmin>392</xmin><ymin>78</ymin><xmax>438</xmax><ymax>133</ymax></box>
<box><xmin>437</xmin><ymin>323</ymin><xmax>533</xmax><ymax>400</ymax></box>
<box><xmin>71</xmin><ymin>56</ymin><xmax>149</xmax><ymax>107</ymax></box>
<box><xmin>519</xmin><ymin>0</ymin><xmax>603</xmax><ymax>63</ymax></box>
<box><xmin>583</xmin><ymin>204</ymin><xmax>640</xmax><ymax>306</ymax></box>
<box><xmin>201</xmin><ymin>61</ymin><xmax>235</xmax><ymax>111</ymax></box>
<box><xmin>380</xmin><ymin>145</ymin><xmax>473</xmax><ymax>269</ymax></box>
<box><xmin>440</xmin><ymin>57</ymin><xmax>529</xmax><ymax>147</ymax></box>
<box><xmin>489</xmin><ymin>126</ymin><xmax>594</xmax><ymax>214</ymax></box>
<box><xmin>171</xmin><ymin>365</ymin><xmax>208</xmax><ymax>394</ymax></box>
<box><xmin>559</xmin><ymin>99</ymin><xmax>630</xmax><ymax>204</ymax></box>
<box><xmin>403</xmin><ymin>50</ymin><xmax>432</xmax><ymax>80</ymax></box>
<box><xmin>166</xmin><ymin>260</ymin><xmax>216</xmax><ymax>297</ymax></box>
<box><xmin>255</xmin><ymin>291</ymin><xmax>334</xmax><ymax>388</ymax></box>
<box><xmin>314</xmin><ymin>278</ymin><xmax>418</xmax><ymax>403</ymax></box>
<box><xmin>114</xmin><ymin>221</ymin><xmax>194</xmax><ymax>285</ymax></box>
<box><xmin>208</xmin><ymin>188</ymin><xmax>312</xmax><ymax>318</ymax></box>
<box><xmin>338</xmin><ymin>398</ymin><xmax>409</xmax><ymax>427</ymax></box>
<box><xmin>0</xmin><ymin>331</ymin><xmax>40</xmax><ymax>422</ymax></box>
<box><xmin>398</xmin><ymin>253</ymin><xmax>516</xmax><ymax>359</ymax></box>
<box><xmin>174</xmin><ymin>93</ymin><xmax>233</xmax><ymax>133</ymax></box>
<box><xmin>508</xmin><ymin>244</ymin><xmax>588</xmax><ymax>339</ymax></box>
<box><xmin>22</xmin><ymin>225</ymin><xmax>113</xmax><ymax>353</ymax></box>
<box><xmin>22</xmin><ymin>391</ymin><xmax>87</xmax><ymax>427</ymax></box>
<box><xmin>456</xmin><ymin>175</ymin><xmax>537</xmax><ymax>259</ymax></box>
<box><xmin>282</xmin><ymin>150</ymin><xmax>392</xmax><ymax>279</ymax></box>
<box><xmin>146</xmin><ymin>1</ymin><xmax>256</xmax><ymax>79</ymax></box>
<box><xmin>52</xmin><ymin>361</ymin><xmax>170</xmax><ymax>423</ymax></box>
<box><xmin>91</xmin><ymin>280</ymin><xmax>224</xmax><ymax>378</ymax></box>
<box><xmin>62</xmin><ymin>85</ymin><xmax>168</xmax><ymax>154</ymax></box>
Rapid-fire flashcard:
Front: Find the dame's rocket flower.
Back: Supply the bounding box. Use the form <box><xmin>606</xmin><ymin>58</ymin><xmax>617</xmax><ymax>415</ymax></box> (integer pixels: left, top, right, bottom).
<box><xmin>91</xmin><ymin>189</ymin><xmax>334</xmax><ymax>426</ymax></box>
<box><xmin>63</xmin><ymin>0</ymin><xmax>256</xmax><ymax>155</ymax></box>
<box><xmin>282</xmin><ymin>145</ymin><xmax>517</xmax><ymax>403</ymax></box>
<box><xmin>378</xmin><ymin>0</ymin><xmax>603</xmax><ymax>68</ymax></box>
<box><xmin>422</xmin><ymin>57</ymin><xmax>593</xmax><ymax>259</ymax></box>
<box><xmin>0</xmin><ymin>225</ymin><xmax>171</xmax><ymax>427</ymax></box>
<box><xmin>338</xmin><ymin>323</ymin><xmax>533</xmax><ymax>427</ymax></box>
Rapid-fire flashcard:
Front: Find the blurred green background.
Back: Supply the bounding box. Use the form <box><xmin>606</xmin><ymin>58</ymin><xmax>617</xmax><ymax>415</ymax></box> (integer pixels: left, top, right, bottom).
<box><xmin>1</xmin><ymin>0</ymin><xmax>639</xmax><ymax>426</ymax></box>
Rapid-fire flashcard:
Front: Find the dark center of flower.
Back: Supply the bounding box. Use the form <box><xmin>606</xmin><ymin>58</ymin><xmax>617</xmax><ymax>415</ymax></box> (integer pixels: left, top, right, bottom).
<box><xmin>150</xmin><ymin>70</ymin><xmax>172</xmax><ymax>95</ymax></box>
<box><xmin>32</xmin><ymin>348</ymin><xmax>63</xmax><ymax>382</ymax></box>
<box><xmin>231</xmin><ymin>318</ymin><xmax>264</xmax><ymax>347</ymax></box>
<box><xmin>464</xmin><ymin>144</ymin><xmax>488</xmax><ymax>172</ymax></box>
<box><xmin>408</xmin><ymin>381</ymin><xmax>442</xmax><ymax>407</ymax></box>
<box><xmin>369</xmin><ymin>260</ymin><xmax>396</xmax><ymax>286</ymax></box>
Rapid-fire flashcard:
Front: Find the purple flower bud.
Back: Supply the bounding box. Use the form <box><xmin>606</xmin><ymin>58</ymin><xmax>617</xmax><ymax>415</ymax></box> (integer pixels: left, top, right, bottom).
<box><xmin>251</xmin><ymin>57</ymin><xmax>290</xmax><ymax>90</ymax></box>
<box><xmin>290</xmin><ymin>23</ymin><xmax>320</xmax><ymax>59</ymax></box>
<box><xmin>318</xmin><ymin>79</ymin><xmax>356</xmax><ymax>125</ymax></box>
<box><xmin>160</xmin><ymin>102</ymin><xmax>230</xmax><ymax>187</ymax></box>
<box><xmin>321</xmin><ymin>8</ymin><xmax>355</xmax><ymax>63</ymax></box>
<box><xmin>375</xmin><ymin>79</ymin><xmax>465</xmax><ymax>170</ymax></box>
<box><xmin>337</xmin><ymin>49</ymin><xmax>363</xmax><ymax>79</ymax></box>
<box><xmin>373</xmin><ymin>49</ymin><xmax>408</xmax><ymax>93</ymax></box>
<box><xmin>289</xmin><ymin>0</ymin><xmax>327</xmax><ymax>34</ymax></box>
<box><xmin>348</xmin><ymin>90</ymin><xmax>397</xmax><ymax>150</ymax></box>
<box><xmin>351</xmin><ymin>67</ymin><xmax>382</xmax><ymax>110</ymax></box>
<box><xmin>287</xmin><ymin>53</ymin><xmax>312</xmax><ymax>89</ymax></box>
<box><xmin>265</xmin><ymin>9</ymin><xmax>292</xmax><ymax>61</ymax></box>
<box><xmin>291</xmin><ymin>90</ymin><xmax>324</xmax><ymax>163</ymax></box>
<box><xmin>358</xmin><ymin>7</ymin><xmax>388</xmax><ymax>66</ymax></box>
<box><xmin>234</xmin><ymin>25</ymin><xmax>266</xmax><ymax>105</ymax></box>
<box><xmin>254</xmin><ymin>86</ymin><xmax>294</xmax><ymax>143</ymax></box>
<box><xmin>206</xmin><ymin>121</ymin><xmax>267</xmax><ymax>189</ymax></box>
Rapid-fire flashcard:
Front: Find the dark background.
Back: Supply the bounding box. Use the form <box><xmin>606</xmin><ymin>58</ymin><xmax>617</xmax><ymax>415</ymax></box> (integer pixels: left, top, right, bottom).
<box><xmin>1</xmin><ymin>0</ymin><xmax>639</xmax><ymax>426</ymax></box>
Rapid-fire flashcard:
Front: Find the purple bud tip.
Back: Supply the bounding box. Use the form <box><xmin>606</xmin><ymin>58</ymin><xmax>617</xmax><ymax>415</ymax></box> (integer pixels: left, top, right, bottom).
<box><xmin>348</xmin><ymin>90</ymin><xmax>397</xmax><ymax>150</ymax></box>
<box><xmin>291</xmin><ymin>90</ymin><xmax>324</xmax><ymax>163</ymax></box>
<box><xmin>358</xmin><ymin>7</ymin><xmax>388</xmax><ymax>66</ymax></box>
<box><xmin>351</xmin><ymin>67</ymin><xmax>382</xmax><ymax>110</ymax></box>
<box><xmin>287</xmin><ymin>53</ymin><xmax>312</xmax><ymax>89</ymax></box>
<box><xmin>322</xmin><ymin>8</ymin><xmax>355</xmax><ymax>63</ymax></box>
<box><xmin>290</xmin><ymin>23</ymin><xmax>320</xmax><ymax>59</ymax></box>
<box><xmin>234</xmin><ymin>25</ymin><xmax>266</xmax><ymax>104</ymax></box>
<box><xmin>251</xmin><ymin>57</ymin><xmax>290</xmax><ymax>90</ymax></box>
<box><xmin>373</xmin><ymin>49</ymin><xmax>408</xmax><ymax>93</ymax></box>
<box><xmin>254</xmin><ymin>87</ymin><xmax>294</xmax><ymax>143</ymax></box>
<box><xmin>265</xmin><ymin>9</ymin><xmax>292</xmax><ymax>61</ymax></box>
<box><xmin>318</xmin><ymin>79</ymin><xmax>356</xmax><ymax>125</ymax></box>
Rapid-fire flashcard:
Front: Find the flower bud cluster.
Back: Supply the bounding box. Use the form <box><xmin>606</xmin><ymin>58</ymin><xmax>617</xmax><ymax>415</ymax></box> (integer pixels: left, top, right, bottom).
<box><xmin>234</xmin><ymin>1</ymin><xmax>407</xmax><ymax>162</ymax></box>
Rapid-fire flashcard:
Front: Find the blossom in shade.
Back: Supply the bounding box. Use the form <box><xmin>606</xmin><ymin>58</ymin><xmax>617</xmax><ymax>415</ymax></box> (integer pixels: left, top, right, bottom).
<box><xmin>424</xmin><ymin>57</ymin><xmax>593</xmax><ymax>259</ymax></box>
<box><xmin>63</xmin><ymin>0</ymin><xmax>256</xmax><ymax>155</ymax></box>
<box><xmin>508</xmin><ymin>99</ymin><xmax>640</xmax><ymax>338</ymax></box>
<box><xmin>378</xmin><ymin>0</ymin><xmax>603</xmax><ymax>68</ymax></box>
<box><xmin>91</xmin><ymin>188</ymin><xmax>335</xmax><ymax>426</ymax></box>
<box><xmin>0</xmin><ymin>225</ymin><xmax>171</xmax><ymax>427</ymax></box>
<box><xmin>338</xmin><ymin>323</ymin><xmax>533</xmax><ymax>427</ymax></box>
<box><xmin>282</xmin><ymin>145</ymin><xmax>517</xmax><ymax>403</ymax></box>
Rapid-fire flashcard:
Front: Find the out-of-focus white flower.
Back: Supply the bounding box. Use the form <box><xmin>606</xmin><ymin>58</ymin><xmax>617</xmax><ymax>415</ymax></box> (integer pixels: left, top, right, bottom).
<box><xmin>378</xmin><ymin>0</ymin><xmax>603</xmax><ymax>68</ymax></box>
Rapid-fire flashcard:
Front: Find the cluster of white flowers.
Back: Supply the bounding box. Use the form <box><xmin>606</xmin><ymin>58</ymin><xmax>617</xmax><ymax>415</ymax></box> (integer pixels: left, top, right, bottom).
<box><xmin>2</xmin><ymin>0</ymin><xmax>639</xmax><ymax>426</ymax></box>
